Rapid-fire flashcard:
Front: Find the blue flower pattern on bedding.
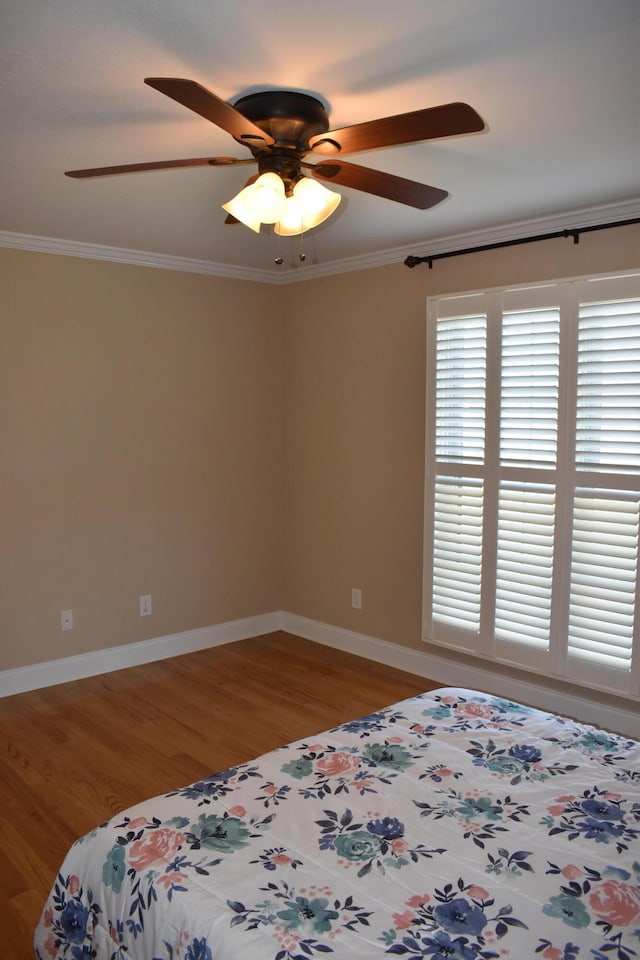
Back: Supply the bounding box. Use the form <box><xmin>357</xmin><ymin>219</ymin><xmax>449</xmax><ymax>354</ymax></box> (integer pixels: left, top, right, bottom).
<box><xmin>33</xmin><ymin>688</ymin><xmax>640</xmax><ymax>960</ymax></box>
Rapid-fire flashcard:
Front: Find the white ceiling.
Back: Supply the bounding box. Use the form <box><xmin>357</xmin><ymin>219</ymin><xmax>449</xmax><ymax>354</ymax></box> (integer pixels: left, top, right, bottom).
<box><xmin>2</xmin><ymin>0</ymin><xmax>639</xmax><ymax>279</ymax></box>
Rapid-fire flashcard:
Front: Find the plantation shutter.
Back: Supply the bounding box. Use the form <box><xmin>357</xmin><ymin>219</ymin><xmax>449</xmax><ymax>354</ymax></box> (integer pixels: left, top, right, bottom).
<box><xmin>426</xmin><ymin>296</ymin><xmax>488</xmax><ymax>654</ymax></box>
<box><xmin>493</xmin><ymin>305</ymin><xmax>560</xmax><ymax>668</ymax></box>
<box><xmin>567</xmin><ymin>285</ymin><xmax>640</xmax><ymax>691</ymax></box>
<box><xmin>424</xmin><ymin>272</ymin><xmax>640</xmax><ymax>699</ymax></box>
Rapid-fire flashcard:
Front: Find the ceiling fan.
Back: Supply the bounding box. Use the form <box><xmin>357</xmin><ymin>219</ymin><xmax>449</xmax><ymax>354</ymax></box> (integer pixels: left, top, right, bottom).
<box><xmin>65</xmin><ymin>78</ymin><xmax>485</xmax><ymax>237</ymax></box>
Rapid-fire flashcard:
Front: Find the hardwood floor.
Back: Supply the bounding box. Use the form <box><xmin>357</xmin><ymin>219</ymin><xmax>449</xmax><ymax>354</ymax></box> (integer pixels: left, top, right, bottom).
<box><xmin>0</xmin><ymin>631</ymin><xmax>434</xmax><ymax>959</ymax></box>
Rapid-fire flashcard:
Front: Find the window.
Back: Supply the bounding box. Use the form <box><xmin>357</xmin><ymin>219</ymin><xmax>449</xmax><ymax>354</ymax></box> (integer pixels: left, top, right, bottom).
<box><xmin>423</xmin><ymin>272</ymin><xmax>640</xmax><ymax>699</ymax></box>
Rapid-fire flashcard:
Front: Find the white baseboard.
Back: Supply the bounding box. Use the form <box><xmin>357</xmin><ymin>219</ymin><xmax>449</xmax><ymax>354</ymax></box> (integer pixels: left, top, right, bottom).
<box><xmin>0</xmin><ymin>612</ymin><xmax>282</xmax><ymax>698</ymax></box>
<box><xmin>2</xmin><ymin>610</ymin><xmax>637</xmax><ymax>738</ymax></box>
<box><xmin>281</xmin><ymin>612</ymin><xmax>640</xmax><ymax>739</ymax></box>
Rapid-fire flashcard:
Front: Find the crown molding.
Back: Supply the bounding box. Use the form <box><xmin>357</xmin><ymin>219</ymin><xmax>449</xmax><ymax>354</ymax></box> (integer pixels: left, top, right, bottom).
<box><xmin>0</xmin><ymin>231</ymin><xmax>278</xmax><ymax>284</ymax></box>
<box><xmin>1</xmin><ymin>198</ymin><xmax>639</xmax><ymax>285</ymax></box>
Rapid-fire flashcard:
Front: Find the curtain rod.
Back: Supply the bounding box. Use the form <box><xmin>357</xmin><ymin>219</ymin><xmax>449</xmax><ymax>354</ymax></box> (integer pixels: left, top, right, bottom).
<box><xmin>404</xmin><ymin>216</ymin><xmax>640</xmax><ymax>269</ymax></box>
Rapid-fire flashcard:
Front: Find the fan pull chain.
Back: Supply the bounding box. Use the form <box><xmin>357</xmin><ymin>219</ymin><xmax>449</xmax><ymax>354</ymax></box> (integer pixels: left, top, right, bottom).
<box><xmin>273</xmin><ymin>225</ymin><xmax>307</xmax><ymax>265</ymax></box>
<box><xmin>274</xmin><ymin>229</ymin><xmax>284</xmax><ymax>265</ymax></box>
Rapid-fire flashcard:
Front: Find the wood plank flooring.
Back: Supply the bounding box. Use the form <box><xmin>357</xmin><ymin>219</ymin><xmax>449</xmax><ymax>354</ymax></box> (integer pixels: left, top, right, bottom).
<box><xmin>0</xmin><ymin>631</ymin><xmax>435</xmax><ymax>959</ymax></box>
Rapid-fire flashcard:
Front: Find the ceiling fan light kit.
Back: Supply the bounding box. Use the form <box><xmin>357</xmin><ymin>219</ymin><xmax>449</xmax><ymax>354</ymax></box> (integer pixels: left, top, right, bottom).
<box><xmin>65</xmin><ymin>78</ymin><xmax>485</xmax><ymax>248</ymax></box>
<box><xmin>222</xmin><ymin>169</ymin><xmax>341</xmax><ymax>236</ymax></box>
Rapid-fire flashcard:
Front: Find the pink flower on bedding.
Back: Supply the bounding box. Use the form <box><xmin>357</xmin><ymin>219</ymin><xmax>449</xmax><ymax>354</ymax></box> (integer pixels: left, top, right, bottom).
<box><xmin>393</xmin><ymin>910</ymin><xmax>415</xmax><ymax>930</ymax></box>
<box><xmin>129</xmin><ymin>828</ymin><xmax>185</xmax><ymax>871</ymax></box>
<box><xmin>229</xmin><ymin>805</ymin><xmax>246</xmax><ymax>818</ymax></box>
<box><xmin>350</xmin><ymin>779</ymin><xmax>373</xmax><ymax>790</ymax></box>
<box><xmin>68</xmin><ymin>875</ymin><xmax>80</xmax><ymax>895</ymax></box>
<box><xmin>128</xmin><ymin>817</ymin><xmax>147</xmax><ymax>830</ymax></box>
<box><xmin>406</xmin><ymin>894</ymin><xmax>431</xmax><ymax>909</ymax></box>
<box><xmin>316</xmin><ymin>752</ymin><xmax>361</xmax><ymax>777</ymax></box>
<box><xmin>589</xmin><ymin>880</ymin><xmax>640</xmax><ymax>927</ymax></box>
<box><xmin>270</xmin><ymin>853</ymin><xmax>292</xmax><ymax>866</ymax></box>
<box><xmin>548</xmin><ymin>795</ymin><xmax>575</xmax><ymax>816</ymax></box>
<box><xmin>542</xmin><ymin>947</ymin><xmax>562</xmax><ymax>960</ymax></box>
<box><xmin>561</xmin><ymin>864</ymin><xmax>582</xmax><ymax>880</ymax></box>
<box><xmin>467</xmin><ymin>886</ymin><xmax>490</xmax><ymax>902</ymax></box>
<box><xmin>391</xmin><ymin>838</ymin><xmax>408</xmax><ymax>854</ymax></box>
<box><xmin>44</xmin><ymin>932</ymin><xmax>57</xmax><ymax>958</ymax></box>
<box><xmin>156</xmin><ymin>871</ymin><xmax>187</xmax><ymax>890</ymax></box>
<box><xmin>458</xmin><ymin>702</ymin><xmax>492</xmax><ymax>719</ymax></box>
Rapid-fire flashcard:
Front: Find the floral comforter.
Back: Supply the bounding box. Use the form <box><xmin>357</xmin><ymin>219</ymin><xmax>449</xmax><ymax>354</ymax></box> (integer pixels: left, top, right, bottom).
<box><xmin>34</xmin><ymin>687</ymin><xmax>640</xmax><ymax>960</ymax></box>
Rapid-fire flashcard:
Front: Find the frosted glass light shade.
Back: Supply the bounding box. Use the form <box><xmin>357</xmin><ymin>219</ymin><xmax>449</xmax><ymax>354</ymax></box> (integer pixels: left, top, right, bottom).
<box><xmin>274</xmin><ymin>177</ymin><xmax>341</xmax><ymax>236</ymax></box>
<box><xmin>222</xmin><ymin>184</ymin><xmax>263</xmax><ymax>233</ymax></box>
<box><xmin>222</xmin><ymin>172</ymin><xmax>287</xmax><ymax>232</ymax></box>
<box><xmin>250</xmin><ymin>172</ymin><xmax>286</xmax><ymax>223</ymax></box>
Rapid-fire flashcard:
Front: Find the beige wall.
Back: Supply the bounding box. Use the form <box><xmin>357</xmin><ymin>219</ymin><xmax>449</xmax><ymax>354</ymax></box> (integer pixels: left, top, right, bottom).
<box><xmin>1</xmin><ymin>224</ymin><xmax>638</xmax><ymax>674</ymax></box>
<box><xmin>0</xmin><ymin>249</ymin><xmax>284</xmax><ymax>669</ymax></box>
<box><xmin>282</xmin><ymin>224</ymin><xmax>640</xmax><ymax>650</ymax></box>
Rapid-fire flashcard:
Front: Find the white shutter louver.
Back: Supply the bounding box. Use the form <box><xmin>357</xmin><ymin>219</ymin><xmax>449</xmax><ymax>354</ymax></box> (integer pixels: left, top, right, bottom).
<box><xmin>576</xmin><ymin>299</ymin><xmax>640</xmax><ymax>474</ymax></box>
<box><xmin>432</xmin><ymin>478</ymin><xmax>483</xmax><ymax>630</ymax></box>
<box><xmin>495</xmin><ymin>483</ymin><xmax>555</xmax><ymax>650</ymax></box>
<box><xmin>569</xmin><ymin>490</ymin><xmax>638</xmax><ymax>672</ymax></box>
<box><xmin>435</xmin><ymin>314</ymin><xmax>486</xmax><ymax>464</ymax></box>
<box><xmin>500</xmin><ymin>309</ymin><xmax>560</xmax><ymax>467</ymax></box>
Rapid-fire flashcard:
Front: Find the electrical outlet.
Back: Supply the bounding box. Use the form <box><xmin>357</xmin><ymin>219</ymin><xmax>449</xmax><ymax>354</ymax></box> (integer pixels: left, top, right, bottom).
<box><xmin>61</xmin><ymin>609</ymin><xmax>73</xmax><ymax>631</ymax></box>
<box><xmin>139</xmin><ymin>594</ymin><xmax>152</xmax><ymax>616</ymax></box>
<box><xmin>351</xmin><ymin>587</ymin><xmax>362</xmax><ymax>610</ymax></box>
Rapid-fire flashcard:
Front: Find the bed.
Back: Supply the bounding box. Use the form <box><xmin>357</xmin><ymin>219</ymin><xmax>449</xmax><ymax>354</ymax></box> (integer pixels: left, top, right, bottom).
<box><xmin>34</xmin><ymin>686</ymin><xmax>640</xmax><ymax>960</ymax></box>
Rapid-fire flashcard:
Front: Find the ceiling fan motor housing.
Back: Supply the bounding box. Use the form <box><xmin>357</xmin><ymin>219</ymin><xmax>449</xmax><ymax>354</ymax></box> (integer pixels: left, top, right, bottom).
<box><xmin>233</xmin><ymin>91</ymin><xmax>330</xmax><ymax>151</ymax></box>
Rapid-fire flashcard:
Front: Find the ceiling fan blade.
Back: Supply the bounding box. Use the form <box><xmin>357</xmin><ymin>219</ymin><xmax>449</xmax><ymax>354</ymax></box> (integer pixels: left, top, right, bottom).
<box><xmin>144</xmin><ymin>78</ymin><xmax>274</xmax><ymax>146</ymax></box>
<box><xmin>308</xmin><ymin>159</ymin><xmax>448</xmax><ymax>209</ymax></box>
<box><xmin>65</xmin><ymin>156</ymin><xmax>255</xmax><ymax>178</ymax></box>
<box><xmin>309</xmin><ymin>102</ymin><xmax>484</xmax><ymax>156</ymax></box>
